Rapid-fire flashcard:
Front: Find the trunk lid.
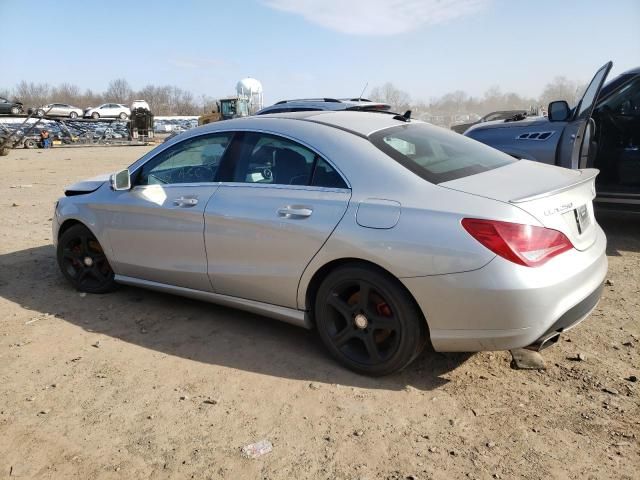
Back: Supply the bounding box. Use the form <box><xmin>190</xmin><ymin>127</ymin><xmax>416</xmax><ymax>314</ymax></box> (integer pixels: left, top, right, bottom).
<box><xmin>440</xmin><ymin>160</ymin><xmax>598</xmax><ymax>251</ymax></box>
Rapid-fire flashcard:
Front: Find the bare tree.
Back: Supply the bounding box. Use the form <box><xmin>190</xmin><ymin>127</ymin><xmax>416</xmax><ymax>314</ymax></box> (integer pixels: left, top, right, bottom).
<box><xmin>13</xmin><ymin>81</ymin><xmax>51</xmax><ymax>106</ymax></box>
<box><xmin>369</xmin><ymin>82</ymin><xmax>411</xmax><ymax>112</ymax></box>
<box><xmin>171</xmin><ymin>88</ymin><xmax>197</xmax><ymax>115</ymax></box>
<box><xmin>105</xmin><ymin>78</ymin><xmax>133</xmax><ymax>104</ymax></box>
<box><xmin>80</xmin><ymin>88</ymin><xmax>105</xmax><ymax>109</ymax></box>
<box><xmin>51</xmin><ymin>83</ymin><xmax>81</xmax><ymax>105</ymax></box>
<box><xmin>539</xmin><ymin>76</ymin><xmax>586</xmax><ymax>107</ymax></box>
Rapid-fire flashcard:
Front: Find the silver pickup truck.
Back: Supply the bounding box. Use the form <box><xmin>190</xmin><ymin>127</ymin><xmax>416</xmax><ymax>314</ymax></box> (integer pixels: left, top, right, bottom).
<box><xmin>465</xmin><ymin>62</ymin><xmax>640</xmax><ymax>213</ymax></box>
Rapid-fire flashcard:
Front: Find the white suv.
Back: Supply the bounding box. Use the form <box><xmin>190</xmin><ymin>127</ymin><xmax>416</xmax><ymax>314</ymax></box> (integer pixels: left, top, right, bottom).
<box><xmin>130</xmin><ymin>100</ymin><xmax>151</xmax><ymax>111</ymax></box>
<box><xmin>84</xmin><ymin>103</ymin><xmax>131</xmax><ymax>120</ymax></box>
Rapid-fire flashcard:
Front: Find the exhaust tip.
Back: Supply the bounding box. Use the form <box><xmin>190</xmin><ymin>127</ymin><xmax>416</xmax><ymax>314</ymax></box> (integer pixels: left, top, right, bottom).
<box><xmin>526</xmin><ymin>332</ymin><xmax>561</xmax><ymax>352</ymax></box>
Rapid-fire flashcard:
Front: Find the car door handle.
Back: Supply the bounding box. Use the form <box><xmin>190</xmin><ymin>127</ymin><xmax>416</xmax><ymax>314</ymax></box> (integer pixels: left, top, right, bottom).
<box><xmin>277</xmin><ymin>206</ymin><xmax>313</xmax><ymax>218</ymax></box>
<box><xmin>173</xmin><ymin>196</ymin><xmax>198</xmax><ymax>207</ymax></box>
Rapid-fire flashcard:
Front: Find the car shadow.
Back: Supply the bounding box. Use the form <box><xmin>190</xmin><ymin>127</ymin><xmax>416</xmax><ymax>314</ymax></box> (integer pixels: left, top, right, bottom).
<box><xmin>0</xmin><ymin>245</ymin><xmax>470</xmax><ymax>391</ymax></box>
<box><xmin>596</xmin><ymin>210</ymin><xmax>640</xmax><ymax>256</ymax></box>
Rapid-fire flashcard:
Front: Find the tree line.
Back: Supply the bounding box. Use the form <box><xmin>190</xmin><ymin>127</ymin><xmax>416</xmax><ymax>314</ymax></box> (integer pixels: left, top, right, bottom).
<box><xmin>370</xmin><ymin>76</ymin><xmax>587</xmax><ymax>126</ymax></box>
<box><xmin>1</xmin><ymin>76</ymin><xmax>586</xmax><ymax>122</ymax></box>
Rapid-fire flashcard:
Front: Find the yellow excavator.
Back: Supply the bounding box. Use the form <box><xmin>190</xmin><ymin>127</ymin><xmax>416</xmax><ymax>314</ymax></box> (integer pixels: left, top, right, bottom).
<box><xmin>198</xmin><ymin>97</ymin><xmax>250</xmax><ymax>125</ymax></box>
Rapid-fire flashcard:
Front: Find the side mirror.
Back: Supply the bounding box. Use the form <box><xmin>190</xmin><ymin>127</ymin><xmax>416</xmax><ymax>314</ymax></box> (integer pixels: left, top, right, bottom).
<box><xmin>548</xmin><ymin>100</ymin><xmax>570</xmax><ymax>122</ymax></box>
<box><xmin>111</xmin><ymin>169</ymin><xmax>131</xmax><ymax>191</ymax></box>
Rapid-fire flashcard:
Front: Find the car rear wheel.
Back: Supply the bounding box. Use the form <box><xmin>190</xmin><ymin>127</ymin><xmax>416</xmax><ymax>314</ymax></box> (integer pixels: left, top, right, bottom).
<box><xmin>11</xmin><ymin>106</ymin><xmax>21</xmax><ymax>115</ymax></box>
<box><xmin>57</xmin><ymin>224</ymin><xmax>116</xmax><ymax>294</ymax></box>
<box><xmin>91</xmin><ymin>112</ymin><xmax>100</xmax><ymax>119</ymax></box>
<box><xmin>23</xmin><ymin>139</ymin><xmax>37</xmax><ymax>149</ymax></box>
<box><xmin>119</xmin><ymin>112</ymin><xmax>128</xmax><ymax>120</ymax></box>
<box><xmin>69</xmin><ymin>111</ymin><xmax>78</xmax><ymax>119</ymax></box>
<box><xmin>315</xmin><ymin>264</ymin><xmax>426</xmax><ymax>376</ymax></box>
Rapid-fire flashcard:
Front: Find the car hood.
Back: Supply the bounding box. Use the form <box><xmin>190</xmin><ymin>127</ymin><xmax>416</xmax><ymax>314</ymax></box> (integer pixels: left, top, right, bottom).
<box><xmin>465</xmin><ymin>116</ymin><xmax>549</xmax><ymax>134</ymax></box>
<box><xmin>65</xmin><ymin>173</ymin><xmax>110</xmax><ymax>194</ymax></box>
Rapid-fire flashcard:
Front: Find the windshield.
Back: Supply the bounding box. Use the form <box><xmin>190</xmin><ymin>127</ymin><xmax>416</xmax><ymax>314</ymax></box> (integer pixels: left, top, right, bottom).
<box><xmin>369</xmin><ymin>123</ymin><xmax>515</xmax><ymax>184</ymax></box>
<box><xmin>221</xmin><ymin>101</ymin><xmax>236</xmax><ymax>116</ymax></box>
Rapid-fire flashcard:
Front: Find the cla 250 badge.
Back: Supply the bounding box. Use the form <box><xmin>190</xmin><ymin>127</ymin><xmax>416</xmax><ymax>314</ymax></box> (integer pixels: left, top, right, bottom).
<box><xmin>544</xmin><ymin>202</ymin><xmax>574</xmax><ymax>216</ymax></box>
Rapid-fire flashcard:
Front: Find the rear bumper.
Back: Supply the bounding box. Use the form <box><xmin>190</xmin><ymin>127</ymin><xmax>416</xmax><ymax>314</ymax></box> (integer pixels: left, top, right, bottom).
<box><xmin>536</xmin><ymin>281</ymin><xmax>603</xmax><ymax>340</ymax></box>
<box><xmin>402</xmin><ymin>224</ymin><xmax>608</xmax><ymax>352</ymax></box>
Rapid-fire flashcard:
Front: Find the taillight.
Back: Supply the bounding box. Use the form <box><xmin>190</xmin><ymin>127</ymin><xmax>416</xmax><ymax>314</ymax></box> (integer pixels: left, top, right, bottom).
<box><xmin>461</xmin><ymin>218</ymin><xmax>573</xmax><ymax>267</ymax></box>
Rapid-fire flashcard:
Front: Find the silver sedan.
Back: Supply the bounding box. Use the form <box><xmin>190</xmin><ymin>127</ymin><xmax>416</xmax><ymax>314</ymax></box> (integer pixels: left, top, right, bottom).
<box><xmin>53</xmin><ymin>111</ymin><xmax>607</xmax><ymax>375</ymax></box>
<box><xmin>36</xmin><ymin>103</ymin><xmax>84</xmax><ymax>118</ymax></box>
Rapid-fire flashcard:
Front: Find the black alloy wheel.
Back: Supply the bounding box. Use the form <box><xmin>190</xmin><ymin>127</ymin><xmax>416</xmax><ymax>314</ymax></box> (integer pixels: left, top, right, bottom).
<box><xmin>57</xmin><ymin>224</ymin><xmax>116</xmax><ymax>293</ymax></box>
<box><xmin>315</xmin><ymin>264</ymin><xmax>426</xmax><ymax>376</ymax></box>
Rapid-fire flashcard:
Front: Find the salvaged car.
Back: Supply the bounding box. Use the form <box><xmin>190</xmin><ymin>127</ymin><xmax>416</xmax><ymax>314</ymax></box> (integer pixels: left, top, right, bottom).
<box><xmin>84</xmin><ymin>103</ymin><xmax>131</xmax><ymax>120</ymax></box>
<box><xmin>36</xmin><ymin>103</ymin><xmax>84</xmax><ymax>118</ymax></box>
<box><xmin>0</xmin><ymin>97</ymin><xmax>23</xmax><ymax>115</ymax></box>
<box><xmin>465</xmin><ymin>62</ymin><xmax>640</xmax><ymax>213</ymax></box>
<box><xmin>54</xmin><ymin>111</ymin><xmax>607</xmax><ymax>375</ymax></box>
<box><xmin>450</xmin><ymin>110</ymin><xmax>530</xmax><ymax>134</ymax></box>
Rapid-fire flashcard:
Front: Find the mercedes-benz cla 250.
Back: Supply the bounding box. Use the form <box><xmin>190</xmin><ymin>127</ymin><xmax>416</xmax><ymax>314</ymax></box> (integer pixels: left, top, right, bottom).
<box><xmin>53</xmin><ymin>111</ymin><xmax>607</xmax><ymax>375</ymax></box>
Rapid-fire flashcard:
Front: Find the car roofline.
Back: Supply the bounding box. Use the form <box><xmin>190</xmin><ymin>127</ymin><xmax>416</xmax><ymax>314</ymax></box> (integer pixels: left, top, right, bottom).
<box><xmin>246</xmin><ymin>110</ymin><xmax>414</xmax><ymax>138</ymax></box>
<box><xmin>274</xmin><ymin>98</ymin><xmax>342</xmax><ymax>105</ymax></box>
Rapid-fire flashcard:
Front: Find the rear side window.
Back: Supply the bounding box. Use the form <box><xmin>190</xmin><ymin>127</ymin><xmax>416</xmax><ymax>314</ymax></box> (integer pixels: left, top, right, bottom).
<box><xmin>369</xmin><ymin>123</ymin><xmax>515</xmax><ymax>184</ymax></box>
<box><xmin>311</xmin><ymin>158</ymin><xmax>347</xmax><ymax>188</ymax></box>
<box><xmin>226</xmin><ymin>132</ymin><xmax>348</xmax><ymax>188</ymax></box>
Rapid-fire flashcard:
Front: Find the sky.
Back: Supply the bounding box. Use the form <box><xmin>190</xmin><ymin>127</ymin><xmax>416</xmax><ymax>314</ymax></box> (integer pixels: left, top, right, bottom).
<box><xmin>1</xmin><ymin>0</ymin><xmax>638</xmax><ymax>104</ymax></box>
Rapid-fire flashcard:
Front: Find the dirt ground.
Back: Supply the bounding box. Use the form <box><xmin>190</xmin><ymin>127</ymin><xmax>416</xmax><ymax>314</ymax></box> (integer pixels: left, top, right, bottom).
<box><xmin>0</xmin><ymin>146</ymin><xmax>638</xmax><ymax>480</ymax></box>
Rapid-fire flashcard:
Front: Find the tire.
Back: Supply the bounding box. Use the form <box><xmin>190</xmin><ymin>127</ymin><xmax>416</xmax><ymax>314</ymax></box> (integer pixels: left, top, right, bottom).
<box><xmin>91</xmin><ymin>112</ymin><xmax>100</xmax><ymax>119</ymax></box>
<box><xmin>36</xmin><ymin>109</ymin><xmax>45</xmax><ymax>117</ymax></box>
<box><xmin>10</xmin><ymin>106</ymin><xmax>20</xmax><ymax>115</ymax></box>
<box><xmin>23</xmin><ymin>139</ymin><xmax>37</xmax><ymax>149</ymax></box>
<box><xmin>118</xmin><ymin>112</ymin><xmax>128</xmax><ymax>120</ymax></box>
<box><xmin>69</xmin><ymin>111</ymin><xmax>78</xmax><ymax>119</ymax></box>
<box><xmin>0</xmin><ymin>147</ymin><xmax>9</xmax><ymax>156</ymax></box>
<box><xmin>314</xmin><ymin>264</ymin><xmax>427</xmax><ymax>376</ymax></box>
<box><xmin>57</xmin><ymin>224</ymin><xmax>116</xmax><ymax>294</ymax></box>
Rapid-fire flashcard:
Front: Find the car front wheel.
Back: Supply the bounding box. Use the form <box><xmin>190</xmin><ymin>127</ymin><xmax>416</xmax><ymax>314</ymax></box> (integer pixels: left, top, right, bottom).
<box><xmin>91</xmin><ymin>112</ymin><xmax>100</xmax><ymax>119</ymax></box>
<box><xmin>57</xmin><ymin>224</ymin><xmax>116</xmax><ymax>293</ymax></box>
<box><xmin>11</xmin><ymin>106</ymin><xmax>21</xmax><ymax>115</ymax></box>
<box><xmin>119</xmin><ymin>112</ymin><xmax>128</xmax><ymax>120</ymax></box>
<box><xmin>70</xmin><ymin>111</ymin><xmax>78</xmax><ymax>119</ymax></box>
<box><xmin>315</xmin><ymin>264</ymin><xmax>427</xmax><ymax>376</ymax></box>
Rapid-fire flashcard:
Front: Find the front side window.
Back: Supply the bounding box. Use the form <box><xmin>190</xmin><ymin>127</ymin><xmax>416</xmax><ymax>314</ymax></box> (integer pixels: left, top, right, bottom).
<box><xmin>369</xmin><ymin>123</ymin><xmax>515</xmax><ymax>184</ymax></box>
<box><xmin>137</xmin><ymin>133</ymin><xmax>231</xmax><ymax>185</ymax></box>
<box><xmin>229</xmin><ymin>132</ymin><xmax>347</xmax><ymax>188</ymax></box>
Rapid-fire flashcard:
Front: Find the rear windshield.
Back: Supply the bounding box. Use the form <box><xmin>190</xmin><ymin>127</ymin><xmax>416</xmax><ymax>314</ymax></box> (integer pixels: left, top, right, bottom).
<box><xmin>369</xmin><ymin>123</ymin><xmax>515</xmax><ymax>184</ymax></box>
